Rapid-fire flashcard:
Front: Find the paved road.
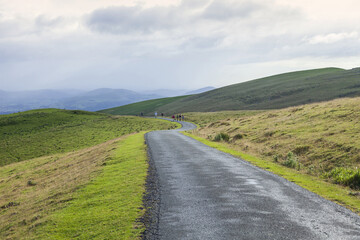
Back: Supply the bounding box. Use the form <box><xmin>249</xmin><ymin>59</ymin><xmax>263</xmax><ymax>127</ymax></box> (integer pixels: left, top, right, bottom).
<box><xmin>144</xmin><ymin>120</ymin><xmax>360</xmax><ymax>239</ymax></box>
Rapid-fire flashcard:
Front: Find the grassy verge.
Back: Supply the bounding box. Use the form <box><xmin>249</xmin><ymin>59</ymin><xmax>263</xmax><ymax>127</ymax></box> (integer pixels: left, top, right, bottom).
<box><xmin>35</xmin><ymin>132</ymin><xmax>149</xmax><ymax>239</ymax></box>
<box><xmin>183</xmin><ymin>132</ymin><xmax>360</xmax><ymax>214</ymax></box>
<box><xmin>0</xmin><ymin>137</ymin><xmax>122</xmax><ymax>239</ymax></box>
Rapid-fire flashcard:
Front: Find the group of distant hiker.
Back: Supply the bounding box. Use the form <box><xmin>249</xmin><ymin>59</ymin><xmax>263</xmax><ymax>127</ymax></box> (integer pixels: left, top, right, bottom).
<box><xmin>172</xmin><ymin>114</ymin><xmax>184</xmax><ymax>121</ymax></box>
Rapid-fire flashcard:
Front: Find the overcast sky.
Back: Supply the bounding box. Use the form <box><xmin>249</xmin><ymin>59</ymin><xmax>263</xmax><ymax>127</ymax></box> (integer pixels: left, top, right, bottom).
<box><xmin>1</xmin><ymin>0</ymin><xmax>359</xmax><ymax>91</ymax></box>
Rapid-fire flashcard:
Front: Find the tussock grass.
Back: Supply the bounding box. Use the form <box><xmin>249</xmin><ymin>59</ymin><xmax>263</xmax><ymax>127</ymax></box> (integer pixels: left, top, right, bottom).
<box><xmin>213</xmin><ymin>132</ymin><xmax>230</xmax><ymax>142</ymax></box>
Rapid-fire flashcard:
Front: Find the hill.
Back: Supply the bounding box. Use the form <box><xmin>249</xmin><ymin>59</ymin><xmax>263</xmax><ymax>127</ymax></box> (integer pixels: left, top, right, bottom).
<box><xmin>0</xmin><ymin>109</ymin><xmax>177</xmax><ymax>239</ymax></box>
<box><xmin>186</xmin><ymin>97</ymin><xmax>360</xmax><ymax>190</ymax></box>
<box><xmin>101</xmin><ymin>67</ymin><xmax>360</xmax><ymax>115</ymax></box>
<box><xmin>0</xmin><ymin>87</ymin><xmax>215</xmax><ymax>114</ymax></box>
<box><xmin>55</xmin><ymin>88</ymin><xmax>162</xmax><ymax>111</ymax></box>
<box><xmin>0</xmin><ymin>108</ymin><xmax>176</xmax><ymax>166</ymax></box>
<box><xmin>184</xmin><ymin>86</ymin><xmax>216</xmax><ymax>95</ymax></box>
<box><xmin>98</xmin><ymin>95</ymin><xmax>188</xmax><ymax>115</ymax></box>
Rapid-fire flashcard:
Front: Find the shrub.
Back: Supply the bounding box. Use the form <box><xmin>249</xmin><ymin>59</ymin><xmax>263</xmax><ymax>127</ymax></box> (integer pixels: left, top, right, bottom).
<box><xmin>325</xmin><ymin>167</ymin><xmax>360</xmax><ymax>189</ymax></box>
<box><xmin>213</xmin><ymin>132</ymin><xmax>230</xmax><ymax>142</ymax></box>
<box><xmin>232</xmin><ymin>133</ymin><xmax>244</xmax><ymax>141</ymax></box>
<box><xmin>283</xmin><ymin>152</ymin><xmax>300</xmax><ymax>169</ymax></box>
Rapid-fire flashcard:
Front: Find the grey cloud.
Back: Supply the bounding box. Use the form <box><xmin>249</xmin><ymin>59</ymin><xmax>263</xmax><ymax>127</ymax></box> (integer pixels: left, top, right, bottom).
<box><xmin>85</xmin><ymin>5</ymin><xmax>184</xmax><ymax>34</ymax></box>
<box><xmin>182</xmin><ymin>36</ymin><xmax>224</xmax><ymax>50</ymax></box>
<box><xmin>202</xmin><ymin>0</ymin><xmax>260</xmax><ymax>20</ymax></box>
<box><xmin>35</xmin><ymin>15</ymin><xmax>64</xmax><ymax>28</ymax></box>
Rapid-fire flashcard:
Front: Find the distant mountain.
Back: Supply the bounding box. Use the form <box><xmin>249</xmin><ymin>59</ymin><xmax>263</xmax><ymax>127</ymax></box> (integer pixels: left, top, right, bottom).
<box><xmin>140</xmin><ymin>89</ymin><xmax>188</xmax><ymax>97</ymax></box>
<box><xmin>0</xmin><ymin>89</ymin><xmax>84</xmax><ymax>114</ymax></box>
<box><xmin>185</xmin><ymin>86</ymin><xmax>215</xmax><ymax>95</ymax></box>
<box><xmin>0</xmin><ymin>86</ymin><xmax>218</xmax><ymax>114</ymax></box>
<box><xmin>101</xmin><ymin>67</ymin><xmax>360</xmax><ymax>115</ymax></box>
<box><xmin>55</xmin><ymin>88</ymin><xmax>162</xmax><ymax>111</ymax></box>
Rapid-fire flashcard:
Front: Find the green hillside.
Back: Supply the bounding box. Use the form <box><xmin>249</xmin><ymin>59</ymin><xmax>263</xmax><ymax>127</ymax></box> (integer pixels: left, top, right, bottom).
<box><xmin>99</xmin><ymin>95</ymin><xmax>188</xmax><ymax>115</ymax></box>
<box><xmin>101</xmin><ymin>67</ymin><xmax>360</xmax><ymax>115</ymax></box>
<box><xmin>0</xmin><ymin>109</ymin><xmax>177</xmax><ymax>239</ymax></box>
<box><xmin>0</xmin><ymin>108</ymin><xmax>176</xmax><ymax>166</ymax></box>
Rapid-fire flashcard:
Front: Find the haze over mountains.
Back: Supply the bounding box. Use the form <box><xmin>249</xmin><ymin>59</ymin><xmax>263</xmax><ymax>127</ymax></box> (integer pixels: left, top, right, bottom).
<box><xmin>0</xmin><ymin>87</ymin><xmax>215</xmax><ymax>114</ymax></box>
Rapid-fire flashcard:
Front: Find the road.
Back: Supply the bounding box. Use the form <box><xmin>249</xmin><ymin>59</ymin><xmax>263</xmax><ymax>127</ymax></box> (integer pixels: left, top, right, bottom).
<box><xmin>144</xmin><ymin>120</ymin><xmax>360</xmax><ymax>239</ymax></box>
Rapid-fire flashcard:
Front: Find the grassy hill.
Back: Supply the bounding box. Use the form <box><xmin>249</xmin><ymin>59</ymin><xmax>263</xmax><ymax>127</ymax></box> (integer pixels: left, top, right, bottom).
<box><xmin>99</xmin><ymin>95</ymin><xmax>188</xmax><ymax>115</ymax></box>
<box><xmin>0</xmin><ymin>109</ymin><xmax>177</xmax><ymax>239</ymax></box>
<box><xmin>186</xmin><ymin>97</ymin><xmax>360</xmax><ymax>189</ymax></box>
<box><xmin>0</xmin><ymin>109</ymin><xmax>176</xmax><ymax>166</ymax></box>
<box><xmin>101</xmin><ymin>67</ymin><xmax>360</xmax><ymax>115</ymax></box>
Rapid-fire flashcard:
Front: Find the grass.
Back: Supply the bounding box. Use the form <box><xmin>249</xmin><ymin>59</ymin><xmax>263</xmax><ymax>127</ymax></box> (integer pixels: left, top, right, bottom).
<box><xmin>99</xmin><ymin>95</ymin><xmax>189</xmax><ymax>116</ymax></box>
<box><xmin>0</xmin><ymin>108</ymin><xmax>178</xmax><ymax>238</ymax></box>
<box><xmin>0</xmin><ymin>108</ymin><xmax>176</xmax><ymax>166</ymax></box>
<box><xmin>0</xmin><ymin>137</ymin><xmax>122</xmax><ymax>239</ymax></box>
<box><xmin>183</xmin><ymin>132</ymin><xmax>360</xmax><ymax>214</ymax></box>
<box><xmin>36</xmin><ymin>133</ymin><xmax>149</xmax><ymax>239</ymax></box>
<box><xmin>186</xmin><ymin>97</ymin><xmax>360</xmax><ymax>185</ymax></box>
<box><xmin>160</xmin><ymin>67</ymin><xmax>360</xmax><ymax>113</ymax></box>
<box><xmin>0</xmin><ymin>133</ymin><xmax>152</xmax><ymax>239</ymax></box>
<box><xmin>102</xmin><ymin>67</ymin><xmax>360</xmax><ymax>114</ymax></box>
<box><xmin>183</xmin><ymin>97</ymin><xmax>360</xmax><ymax>211</ymax></box>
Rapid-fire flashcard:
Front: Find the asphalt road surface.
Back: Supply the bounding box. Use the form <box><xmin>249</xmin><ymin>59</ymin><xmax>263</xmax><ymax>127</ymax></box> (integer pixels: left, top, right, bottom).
<box><xmin>144</xmin><ymin>120</ymin><xmax>360</xmax><ymax>239</ymax></box>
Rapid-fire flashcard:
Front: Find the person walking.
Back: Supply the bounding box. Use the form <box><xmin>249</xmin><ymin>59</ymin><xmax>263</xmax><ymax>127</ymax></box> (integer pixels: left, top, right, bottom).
<box><xmin>155</xmin><ymin>112</ymin><xmax>158</xmax><ymax>118</ymax></box>
<box><xmin>172</xmin><ymin>115</ymin><xmax>175</xmax><ymax>121</ymax></box>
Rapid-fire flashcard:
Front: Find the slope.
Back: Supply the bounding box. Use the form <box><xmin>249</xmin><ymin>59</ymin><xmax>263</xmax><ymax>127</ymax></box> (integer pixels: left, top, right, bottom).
<box><xmin>159</xmin><ymin>67</ymin><xmax>360</xmax><ymax>113</ymax></box>
<box><xmin>186</xmin><ymin>96</ymin><xmax>360</xmax><ymax>190</ymax></box>
<box><xmin>101</xmin><ymin>67</ymin><xmax>360</xmax><ymax>115</ymax></box>
<box><xmin>0</xmin><ymin>108</ymin><xmax>176</xmax><ymax>166</ymax></box>
<box><xmin>99</xmin><ymin>95</ymin><xmax>188</xmax><ymax>115</ymax></box>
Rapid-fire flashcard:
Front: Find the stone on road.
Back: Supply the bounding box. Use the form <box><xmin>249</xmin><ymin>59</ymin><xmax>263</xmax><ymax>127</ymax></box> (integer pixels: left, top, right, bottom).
<box><xmin>145</xmin><ymin>121</ymin><xmax>360</xmax><ymax>239</ymax></box>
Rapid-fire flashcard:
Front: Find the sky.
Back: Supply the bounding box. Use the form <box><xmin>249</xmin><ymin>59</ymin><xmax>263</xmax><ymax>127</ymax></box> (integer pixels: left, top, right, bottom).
<box><xmin>0</xmin><ymin>0</ymin><xmax>359</xmax><ymax>91</ymax></box>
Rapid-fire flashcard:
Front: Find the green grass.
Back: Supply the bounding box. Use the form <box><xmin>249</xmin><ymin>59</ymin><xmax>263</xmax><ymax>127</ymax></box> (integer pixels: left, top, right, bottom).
<box><xmin>99</xmin><ymin>95</ymin><xmax>189</xmax><ymax>116</ymax></box>
<box><xmin>183</xmin><ymin>132</ymin><xmax>360</xmax><ymax>214</ymax></box>
<box><xmin>160</xmin><ymin>67</ymin><xmax>355</xmax><ymax>113</ymax></box>
<box><xmin>35</xmin><ymin>133</ymin><xmax>149</xmax><ymax>239</ymax></box>
<box><xmin>101</xmin><ymin>67</ymin><xmax>360</xmax><ymax>114</ymax></box>
<box><xmin>0</xmin><ymin>108</ymin><xmax>176</xmax><ymax>166</ymax></box>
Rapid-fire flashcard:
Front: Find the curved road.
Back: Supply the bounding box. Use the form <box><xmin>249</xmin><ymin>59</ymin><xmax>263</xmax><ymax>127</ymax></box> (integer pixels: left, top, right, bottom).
<box><xmin>144</xmin><ymin>120</ymin><xmax>360</xmax><ymax>239</ymax></box>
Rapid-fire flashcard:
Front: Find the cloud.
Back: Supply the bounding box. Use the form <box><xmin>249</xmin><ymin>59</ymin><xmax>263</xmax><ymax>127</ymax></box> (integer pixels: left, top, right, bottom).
<box><xmin>85</xmin><ymin>5</ymin><xmax>186</xmax><ymax>34</ymax></box>
<box><xmin>35</xmin><ymin>15</ymin><xmax>64</xmax><ymax>29</ymax></box>
<box><xmin>202</xmin><ymin>0</ymin><xmax>260</xmax><ymax>20</ymax></box>
<box><xmin>307</xmin><ymin>31</ymin><xmax>359</xmax><ymax>44</ymax></box>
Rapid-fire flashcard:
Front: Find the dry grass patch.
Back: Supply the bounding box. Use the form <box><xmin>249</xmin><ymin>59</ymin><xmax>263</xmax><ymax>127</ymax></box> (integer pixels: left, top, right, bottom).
<box><xmin>0</xmin><ymin>137</ymin><xmax>125</xmax><ymax>239</ymax></box>
<box><xmin>187</xmin><ymin>97</ymin><xmax>360</xmax><ymax>190</ymax></box>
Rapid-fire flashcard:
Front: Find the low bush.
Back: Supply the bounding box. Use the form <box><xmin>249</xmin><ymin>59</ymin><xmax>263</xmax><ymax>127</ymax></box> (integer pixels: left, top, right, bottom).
<box><xmin>232</xmin><ymin>133</ymin><xmax>244</xmax><ymax>140</ymax></box>
<box><xmin>213</xmin><ymin>133</ymin><xmax>230</xmax><ymax>142</ymax></box>
<box><xmin>325</xmin><ymin>167</ymin><xmax>360</xmax><ymax>189</ymax></box>
<box><xmin>283</xmin><ymin>152</ymin><xmax>300</xmax><ymax>169</ymax></box>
